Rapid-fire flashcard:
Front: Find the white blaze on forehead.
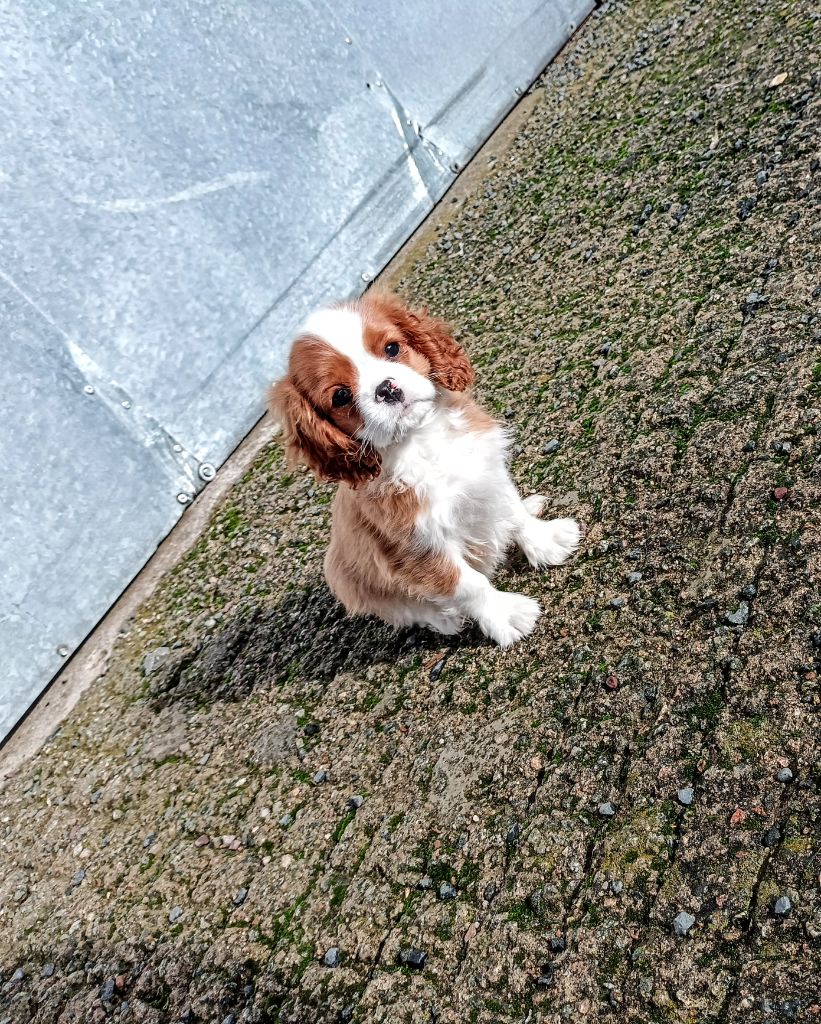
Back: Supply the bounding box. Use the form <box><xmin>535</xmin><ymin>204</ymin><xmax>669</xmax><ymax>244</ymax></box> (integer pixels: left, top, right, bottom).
<box><xmin>301</xmin><ymin>307</ymin><xmax>368</xmax><ymax>366</ymax></box>
<box><xmin>299</xmin><ymin>306</ymin><xmax>436</xmax><ymax>450</ymax></box>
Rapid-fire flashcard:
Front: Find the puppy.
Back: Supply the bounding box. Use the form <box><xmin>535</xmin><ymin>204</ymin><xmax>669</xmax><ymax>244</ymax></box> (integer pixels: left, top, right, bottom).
<box><xmin>270</xmin><ymin>292</ymin><xmax>580</xmax><ymax>646</ymax></box>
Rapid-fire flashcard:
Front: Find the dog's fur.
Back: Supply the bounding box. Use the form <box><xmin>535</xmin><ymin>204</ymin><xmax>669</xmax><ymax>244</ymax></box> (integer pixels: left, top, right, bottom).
<box><xmin>270</xmin><ymin>292</ymin><xmax>580</xmax><ymax>646</ymax></box>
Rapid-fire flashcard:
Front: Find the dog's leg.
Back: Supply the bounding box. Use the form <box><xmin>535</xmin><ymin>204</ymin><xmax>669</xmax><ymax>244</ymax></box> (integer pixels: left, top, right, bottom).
<box><xmin>440</xmin><ymin>557</ymin><xmax>541</xmax><ymax>647</ymax></box>
<box><xmin>386</xmin><ymin>600</ymin><xmax>464</xmax><ymax>636</ymax></box>
<box><xmin>509</xmin><ymin>485</ymin><xmax>581</xmax><ymax>568</ymax></box>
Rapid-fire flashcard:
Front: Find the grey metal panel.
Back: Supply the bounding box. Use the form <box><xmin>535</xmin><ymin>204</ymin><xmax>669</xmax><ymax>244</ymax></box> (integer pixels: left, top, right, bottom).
<box><xmin>0</xmin><ymin>0</ymin><xmax>592</xmax><ymax>739</ymax></box>
<box><xmin>327</xmin><ymin>0</ymin><xmax>588</xmax><ymax>164</ymax></box>
<box><xmin>0</xmin><ymin>274</ymin><xmax>189</xmax><ymax>735</ymax></box>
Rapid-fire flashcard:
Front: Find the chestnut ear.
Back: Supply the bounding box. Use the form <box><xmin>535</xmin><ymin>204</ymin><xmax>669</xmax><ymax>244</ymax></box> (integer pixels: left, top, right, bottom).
<box><xmin>408</xmin><ymin>307</ymin><xmax>474</xmax><ymax>391</ymax></box>
<box><xmin>269</xmin><ymin>379</ymin><xmax>381</xmax><ymax>488</ymax></box>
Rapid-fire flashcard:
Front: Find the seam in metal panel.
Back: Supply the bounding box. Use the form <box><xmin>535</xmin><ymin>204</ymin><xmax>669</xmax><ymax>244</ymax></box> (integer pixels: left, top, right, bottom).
<box><xmin>64</xmin><ymin>338</ymin><xmax>201</xmax><ymax>498</ymax></box>
<box><xmin>0</xmin><ymin>266</ymin><xmax>200</xmax><ymax>500</ymax></box>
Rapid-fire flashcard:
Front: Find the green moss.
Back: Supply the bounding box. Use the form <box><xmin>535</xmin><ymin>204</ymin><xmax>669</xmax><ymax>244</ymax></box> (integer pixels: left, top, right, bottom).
<box><xmin>688</xmin><ymin>687</ymin><xmax>724</xmax><ymax>723</ymax></box>
<box><xmin>506</xmin><ymin>901</ymin><xmax>537</xmax><ymax>926</ymax></box>
<box><xmin>387</xmin><ymin>812</ymin><xmax>405</xmax><ymax>833</ymax></box>
<box><xmin>329</xmin><ymin>878</ymin><xmax>348</xmax><ymax>908</ymax></box>
<box><xmin>331</xmin><ymin>811</ymin><xmax>356</xmax><ymax>844</ymax></box>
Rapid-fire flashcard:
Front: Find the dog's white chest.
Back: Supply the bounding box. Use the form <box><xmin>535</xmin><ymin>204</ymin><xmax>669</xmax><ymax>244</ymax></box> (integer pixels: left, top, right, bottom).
<box><xmin>385</xmin><ymin>410</ymin><xmax>513</xmax><ymax>561</ymax></box>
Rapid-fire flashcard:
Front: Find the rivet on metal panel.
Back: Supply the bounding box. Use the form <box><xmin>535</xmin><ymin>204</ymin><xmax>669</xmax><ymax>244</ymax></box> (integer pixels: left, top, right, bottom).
<box><xmin>344</xmin><ymin>36</ymin><xmax>352</xmax><ymax>44</ymax></box>
<box><xmin>375</xmin><ymin>80</ymin><xmax>383</xmax><ymax>87</ymax></box>
<box><xmin>514</xmin><ymin>87</ymin><xmax>523</xmax><ymax>95</ymax></box>
<box><xmin>361</xmin><ymin>271</ymin><xmax>372</xmax><ymax>282</ymax></box>
<box><xmin>176</xmin><ymin>492</ymin><xmax>192</xmax><ymax>505</ymax></box>
<box><xmin>198</xmin><ymin>462</ymin><xmax>216</xmax><ymax>482</ymax></box>
<box><xmin>83</xmin><ymin>384</ymin><xmax>95</xmax><ymax>395</ymax></box>
<box><xmin>173</xmin><ymin>444</ymin><xmax>183</xmax><ymax>453</ymax></box>
<box><xmin>121</xmin><ymin>400</ymin><xmax>131</xmax><ymax>410</ymax></box>
<box><xmin>450</xmin><ymin>162</ymin><xmax>460</xmax><ymax>173</ymax></box>
<box><xmin>57</xmin><ymin>645</ymin><xmax>69</xmax><ymax>657</ymax></box>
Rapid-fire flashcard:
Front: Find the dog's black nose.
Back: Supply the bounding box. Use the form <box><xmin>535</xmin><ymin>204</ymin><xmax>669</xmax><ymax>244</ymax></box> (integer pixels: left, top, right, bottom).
<box><xmin>375</xmin><ymin>378</ymin><xmax>404</xmax><ymax>404</ymax></box>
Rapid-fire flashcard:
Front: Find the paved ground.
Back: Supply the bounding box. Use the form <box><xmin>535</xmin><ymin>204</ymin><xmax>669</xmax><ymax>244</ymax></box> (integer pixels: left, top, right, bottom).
<box><xmin>2</xmin><ymin>0</ymin><xmax>820</xmax><ymax>1021</ymax></box>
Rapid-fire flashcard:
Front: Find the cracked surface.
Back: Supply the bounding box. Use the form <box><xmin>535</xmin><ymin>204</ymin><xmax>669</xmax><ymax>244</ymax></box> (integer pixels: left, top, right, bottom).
<box><xmin>2</xmin><ymin>0</ymin><xmax>820</xmax><ymax>1021</ymax></box>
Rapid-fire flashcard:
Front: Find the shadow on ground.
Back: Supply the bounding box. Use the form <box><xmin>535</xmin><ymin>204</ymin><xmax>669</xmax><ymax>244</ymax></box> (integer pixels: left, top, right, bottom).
<box><xmin>149</xmin><ymin>585</ymin><xmax>479</xmax><ymax>708</ymax></box>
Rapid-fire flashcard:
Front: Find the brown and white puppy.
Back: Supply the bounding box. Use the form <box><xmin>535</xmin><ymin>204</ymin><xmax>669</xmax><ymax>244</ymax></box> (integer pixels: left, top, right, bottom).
<box><xmin>270</xmin><ymin>292</ymin><xmax>580</xmax><ymax>646</ymax></box>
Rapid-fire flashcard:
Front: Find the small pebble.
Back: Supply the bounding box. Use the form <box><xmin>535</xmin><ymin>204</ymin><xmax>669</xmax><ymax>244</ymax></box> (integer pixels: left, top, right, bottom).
<box><xmin>100</xmin><ymin>978</ymin><xmax>116</xmax><ymax>1004</ymax></box>
<box><xmin>626</xmin><ymin>549</ymin><xmax>642</xmax><ymax>561</ymax></box>
<box><xmin>347</xmin><ymin>795</ymin><xmax>364</xmax><ymax>810</ymax></box>
<box><xmin>626</xmin><ymin>571</ymin><xmax>642</xmax><ymax>585</ymax></box>
<box><xmin>483</xmin><ymin>882</ymin><xmax>497</xmax><ymax>903</ymax></box>
<box><xmin>142</xmin><ymin>647</ymin><xmax>171</xmax><ymax>676</ymax></box>
<box><xmin>611</xmin><ymin>880</ymin><xmax>624</xmax><ymax>894</ymax></box>
<box><xmin>417</xmin><ymin>875</ymin><xmax>433</xmax><ymax>891</ymax></box>
<box><xmin>168</xmin><ymin>906</ymin><xmax>183</xmax><ymax>924</ymax></box>
<box><xmin>429</xmin><ymin>658</ymin><xmax>446</xmax><ymax>682</ymax></box>
<box><xmin>549</xmin><ymin>935</ymin><xmax>566</xmax><ymax>953</ymax></box>
<box><xmin>322</xmin><ymin>947</ymin><xmax>341</xmax><ymax>968</ymax></box>
<box><xmin>303</xmin><ymin>722</ymin><xmax>320</xmax><ymax>737</ymax></box>
<box><xmin>279</xmin><ymin>814</ymin><xmax>293</xmax><ymax>827</ymax></box>
<box><xmin>762</xmin><ymin>826</ymin><xmax>781</xmax><ymax>848</ymax></box>
<box><xmin>10</xmin><ymin>968</ymin><xmax>25</xmax><ymax>983</ymax></box>
<box><xmin>743</xmin><ymin>441</ymin><xmax>757</xmax><ymax>452</ymax></box>
<box><xmin>397</xmin><ymin>949</ymin><xmax>427</xmax><ymax>969</ymax></box>
<box><xmin>312</xmin><ymin>770</ymin><xmax>328</xmax><ymax>785</ymax></box>
<box><xmin>725</xmin><ymin>602</ymin><xmax>749</xmax><ymax>626</ymax></box>
<box><xmin>543</xmin><ymin>439</ymin><xmax>562</xmax><ymax>455</ymax></box>
<box><xmin>536</xmin><ymin>971</ymin><xmax>554</xmax><ymax>987</ymax></box>
<box><xmin>772</xmin><ymin>486</ymin><xmax>790</xmax><ymax>501</ymax></box>
<box><xmin>677</xmin><ymin>787</ymin><xmax>694</xmax><ymax>807</ymax></box>
<box><xmin>603</xmin><ymin>674</ymin><xmax>619</xmax><ymax>691</ymax></box>
<box><xmin>773</xmin><ymin>895</ymin><xmax>792</xmax><ymax>917</ymax></box>
<box><xmin>672</xmin><ymin>911</ymin><xmax>695</xmax><ymax>937</ymax></box>
<box><xmin>195</xmin><ymin>834</ymin><xmax>210</xmax><ymax>846</ymax></box>
<box><xmin>41</xmin><ymin>964</ymin><xmax>55</xmax><ymax>979</ymax></box>
<box><xmin>232</xmin><ymin>888</ymin><xmax>248</xmax><ymax>907</ymax></box>
<box><xmin>143</xmin><ymin>832</ymin><xmax>156</xmax><ymax>849</ymax></box>
<box><xmin>609</xmin><ymin>597</ymin><xmax>625</xmax><ymax>609</ymax></box>
<box><xmin>739</xmin><ymin>584</ymin><xmax>757</xmax><ymax>601</ymax></box>
<box><xmin>438</xmin><ymin>882</ymin><xmax>457</xmax><ymax>901</ymax></box>
<box><xmin>598</xmin><ymin>801</ymin><xmax>617</xmax><ymax>818</ymax></box>
<box><xmin>776</xmin><ymin>767</ymin><xmax>793</xmax><ymax>784</ymax></box>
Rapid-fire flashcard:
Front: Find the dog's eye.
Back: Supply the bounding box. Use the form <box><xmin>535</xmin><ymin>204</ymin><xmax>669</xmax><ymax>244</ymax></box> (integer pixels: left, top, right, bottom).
<box><xmin>384</xmin><ymin>341</ymin><xmax>400</xmax><ymax>358</ymax></box>
<box><xmin>332</xmin><ymin>387</ymin><xmax>352</xmax><ymax>408</ymax></box>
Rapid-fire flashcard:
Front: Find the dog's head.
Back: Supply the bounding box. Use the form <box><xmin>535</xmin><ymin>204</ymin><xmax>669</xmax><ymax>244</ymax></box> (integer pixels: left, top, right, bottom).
<box><xmin>270</xmin><ymin>292</ymin><xmax>474</xmax><ymax>487</ymax></box>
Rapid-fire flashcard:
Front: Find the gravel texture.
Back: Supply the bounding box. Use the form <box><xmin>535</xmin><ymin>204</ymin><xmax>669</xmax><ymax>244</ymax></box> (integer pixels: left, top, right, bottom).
<box><xmin>1</xmin><ymin>0</ymin><xmax>820</xmax><ymax>1021</ymax></box>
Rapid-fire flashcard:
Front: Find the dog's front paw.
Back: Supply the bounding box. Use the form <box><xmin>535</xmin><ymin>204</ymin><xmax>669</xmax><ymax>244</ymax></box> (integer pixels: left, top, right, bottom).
<box><xmin>479</xmin><ymin>591</ymin><xmax>541</xmax><ymax>647</ymax></box>
<box><xmin>522</xmin><ymin>493</ymin><xmax>547</xmax><ymax>518</ymax></box>
<box><xmin>519</xmin><ymin>517</ymin><xmax>581</xmax><ymax>568</ymax></box>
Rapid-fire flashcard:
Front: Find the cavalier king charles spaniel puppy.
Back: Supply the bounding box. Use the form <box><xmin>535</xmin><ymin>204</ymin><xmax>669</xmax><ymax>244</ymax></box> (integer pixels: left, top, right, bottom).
<box><xmin>270</xmin><ymin>292</ymin><xmax>580</xmax><ymax>646</ymax></box>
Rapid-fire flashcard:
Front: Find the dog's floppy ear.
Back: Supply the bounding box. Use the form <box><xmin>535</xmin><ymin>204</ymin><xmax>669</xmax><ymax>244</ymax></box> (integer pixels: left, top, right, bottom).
<box><xmin>403</xmin><ymin>304</ymin><xmax>474</xmax><ymax>392</ymax></box>
<box><xmin>270</xmin><ymin>379</ymin><xmax>381</xmax><ymax>488</ymax></box>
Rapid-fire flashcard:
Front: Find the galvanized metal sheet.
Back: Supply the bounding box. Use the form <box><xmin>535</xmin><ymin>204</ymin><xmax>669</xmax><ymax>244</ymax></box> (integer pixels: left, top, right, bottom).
<box><xmin>0</xmin><ymin>0</ymin><xmax>593</xmax><ymax>739</ymax></box>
